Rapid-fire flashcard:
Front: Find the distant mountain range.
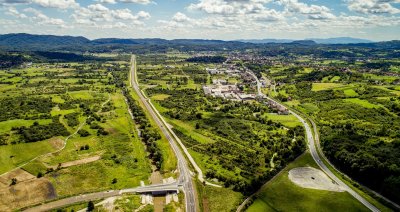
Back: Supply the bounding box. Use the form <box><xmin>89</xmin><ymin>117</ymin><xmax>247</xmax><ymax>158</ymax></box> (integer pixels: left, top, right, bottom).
<box><xmin>237</xmin><ymin>37</ymin><xmax>373</xmax><ymax>44</ymax></box>
<box><xmin>0</xmin><ymin>33</ymin><xmax>398</xmax><ymax>52</ymax></box>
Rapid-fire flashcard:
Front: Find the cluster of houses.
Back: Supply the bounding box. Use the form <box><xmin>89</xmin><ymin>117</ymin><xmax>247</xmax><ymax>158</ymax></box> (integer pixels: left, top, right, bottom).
<box><xmin>203</xmin><ymin>79</ymin><xmax>256</xmax><ymax>101</ymax></box>
<box><xmin>206</xmin><ymin>67</ymin><xmax>240</xmax><ymax>77</ymax></box>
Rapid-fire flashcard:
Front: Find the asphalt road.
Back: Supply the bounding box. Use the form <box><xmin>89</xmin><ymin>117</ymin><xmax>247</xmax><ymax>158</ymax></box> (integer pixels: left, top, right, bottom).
<box><xmin>263</xmin><ymin>95</ymin><xmax>379</xmax><ymax>212</ymax></box>
<box><xmin>24</xmin><ymin>190</ymin><xmax>121</xmax><ymax>212</ymax></box>
<box><xmin>129</xmin><ymin>55</ymin><xmax>197</xmax><ymax>212</ymax></box>
<box><xmin>24</xmin><ymin>183</ymin><xmax>180</xmax><ymax>212</ymax></box>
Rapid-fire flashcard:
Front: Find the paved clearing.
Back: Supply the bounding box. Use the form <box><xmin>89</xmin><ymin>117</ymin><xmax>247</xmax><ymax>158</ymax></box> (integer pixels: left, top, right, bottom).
<box><xmin>288</xmin><ymin>167</ymin><xmax>343</xmax><ymax>192</ymax></box>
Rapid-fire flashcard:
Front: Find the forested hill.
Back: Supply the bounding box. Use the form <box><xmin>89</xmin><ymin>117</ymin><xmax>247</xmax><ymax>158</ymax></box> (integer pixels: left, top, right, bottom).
<box><xmin>0</xmin><ymin>33</ymin><xmax>90</xmax><ymax>50</ymax></box>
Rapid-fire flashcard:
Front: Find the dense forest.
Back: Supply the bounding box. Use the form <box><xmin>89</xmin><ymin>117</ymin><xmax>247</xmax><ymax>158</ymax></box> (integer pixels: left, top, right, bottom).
<box><xmin>186</xmin><ymin>56</ymin><xmax>226</xmax><ymax>63</ymax></box>
<box><xmin>0</xmin><ymin>97</ymin><xmax>54</xmax><ymax>122</ymax></box>
<box><xmin>0</xmin><ymin>53</ymin><xmax>27</xmax><ymax>68</ymax></box>
<box><xmin>13</xmin><ymin>116</ymin><xmax>69</xmax><ymax>143</ymax></box>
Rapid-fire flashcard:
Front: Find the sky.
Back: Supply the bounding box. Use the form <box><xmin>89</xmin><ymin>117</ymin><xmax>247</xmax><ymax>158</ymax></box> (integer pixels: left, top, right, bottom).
<box><xmin>0</xmin><ymin>0</ymin><xmax>399</xmax><ymax>41</ymax></box>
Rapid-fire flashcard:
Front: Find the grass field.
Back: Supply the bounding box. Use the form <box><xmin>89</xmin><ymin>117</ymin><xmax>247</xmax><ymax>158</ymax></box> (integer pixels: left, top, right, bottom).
<box><xmin>246</xmin><ymin>153</ymin><xmax>369</xmax><ymax>212</ymax></box>
<box><xmin>265</xmin><ymin>113</ymin><xmax>302</xmax><ymax>128</ymax></box>
<box><xmin>298</xmin><ymin>103</ymin><xmax>320</xmax><ymax>114</ymax></box>
<box><xmin>343</xmin><ymin>98</ymin><xmax>380</xmax><ymax>109</ymax></box>
<box><xmin>68</xmin><ymin>91</ymin><xmax>93</xmax><ymax>100</ymax></box>
<box><xmin>0</xmin><ymin>140</ymin><xmax>57</xmax><ymax>174</ymax></box>
<box><xmin>48</xmin><ymin>160</ymin><xmax>147</xmax><ymax>197</ymax></box>
<box><xmin>196</xmin><ymin>180</ymin><xmax>243</xmax><ymax>212</ymax></box>
<box><xmin>312</xmin><ymin>83</ymin><xmax>345</xmax><ymax>91</ymax></box>
<box><xmin>0</xmin><ymin>119</ymin><xmax>52</xmax><ymax>134</ymax></box>
<box><xmin>151</xmin><ymin>94</ymin><xmax>170</xmax><ymax>101</ymax></box>
<box><xmin>330</xmin><ymin>76</ymin><xmax>341</xmax><ymax>82</ymax></box>
<box><xmin>343</xmin><ymin>89</ymin><xmax>359</xmax><ymax>97</ymax></box>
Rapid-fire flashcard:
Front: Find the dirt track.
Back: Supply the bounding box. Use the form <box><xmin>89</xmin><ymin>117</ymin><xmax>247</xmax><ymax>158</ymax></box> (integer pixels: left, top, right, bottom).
<box><xmin>47</xmin><ymin>155</ymin><xmax>101</xmax><ymax>169</ymax></box>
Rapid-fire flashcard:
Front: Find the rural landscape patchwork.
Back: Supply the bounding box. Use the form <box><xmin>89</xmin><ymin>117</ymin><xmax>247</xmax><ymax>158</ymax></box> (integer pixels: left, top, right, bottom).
<box><xmin>0</xmin><ymin>0</ymin><xmax>399</xmax><ymax>212</ymax></box>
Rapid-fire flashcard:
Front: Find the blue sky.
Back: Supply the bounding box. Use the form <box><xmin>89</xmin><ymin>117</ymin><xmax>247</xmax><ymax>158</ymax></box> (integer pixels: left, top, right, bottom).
<box><xmin>0</xmin><ymin>0</ymin><xmax>399</xmax><ymax>41</ymax></box>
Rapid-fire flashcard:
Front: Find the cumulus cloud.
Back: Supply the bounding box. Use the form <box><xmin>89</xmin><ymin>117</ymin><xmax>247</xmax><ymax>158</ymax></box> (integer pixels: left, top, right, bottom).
<box><xmin>172</xmin><ymin>12</ymin><xmax>191</xmax><ymax>22</ymax></box>
<box><xmin>97</xmin><ymin>0</ymin><xmax>116</xmax><ymax>4</ymax></box>
<box><xmin>278</xmin><ymin>0</ymin><xmax>335</xmax><ymax>19</ymax></box>
<box><xmin>71</xmin><ymin>4</ymin><xmax>151</xmax><ymax>28</ymax></box>
<box><xmin>98</xmin><ymin>0</ymin><xmax>153</xmax><ymax>4</ymax></box>
<box><xmin>1</xmin><ymin>0</ymin><xmax>399</xmax><ymax>40</ymax></box>
<box><xmin>119</xmin><ymin>0</ymin><xmax>152</xmax><ymax>4</ymax></box>
<box><xmin>5</xmin><ymin>6</ymin><xmax>27</xmax><ymax>18</ymax></box>
<box><xmin>32</xmin><ymin>0</ymin><xmax>78</xmax><ymax>9</ymax></box>
<box><xmin>24</xmin><ymin>7</ymin><xmax>67</xmax><ymax>26</ymax></box>
<box><xmin>0</xmin><ymin>0</ymin><xmax>30</xmax><ymax>6</ymax></box>
<box><xmin>188</xmin><ymin>0</ymin><xmax>273</xmax><ymax>15</ymax></box>
<box><xmin>346</xmin><ymin>0</ymin><xmax>400</xmax><ymax>14</ymax></box>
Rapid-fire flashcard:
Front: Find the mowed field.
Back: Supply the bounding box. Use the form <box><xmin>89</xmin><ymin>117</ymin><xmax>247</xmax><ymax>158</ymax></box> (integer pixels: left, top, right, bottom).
<box><xmin>246</xmin><ymin>153</ymin><xmax>369</xmax><ymax>212</ymax></box>
<box><xmin>0</xmin><ymin>139</ymin><xmax>59</xmax><ymax>174</ymax></box>
<box><xmin>311</xmin><ymin>83</ymin><xmax>346</xmax><ymax>91</ymax></box>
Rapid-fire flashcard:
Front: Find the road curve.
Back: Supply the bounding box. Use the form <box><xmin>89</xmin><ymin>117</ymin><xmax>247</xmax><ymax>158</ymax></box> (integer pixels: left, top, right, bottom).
<box><xmin>129</xmin><ymin>55</ymin><xmax>197</xmax><ymax>212</ymax></box>
<box><xmin>263</xmin><ymin>96</ymin><xmax>379</xmax><ymax>212</ymax></box>
<box><xmin>310</xmin><ymin>118</ymin><xmax>400</xmax><ymax>210</ymax></box>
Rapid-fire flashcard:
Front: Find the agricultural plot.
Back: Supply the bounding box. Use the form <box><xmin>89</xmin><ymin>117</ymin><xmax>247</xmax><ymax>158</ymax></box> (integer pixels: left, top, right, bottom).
<box><xmin>311</xmin><ymin>83</ymin><xmax>345</xmax><ymax>91</ymax></box>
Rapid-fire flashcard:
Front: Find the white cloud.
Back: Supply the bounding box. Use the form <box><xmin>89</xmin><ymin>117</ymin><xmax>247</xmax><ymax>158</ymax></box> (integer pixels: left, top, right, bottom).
<box><xmin>278</xmin><ymin>0</ymin><xmax>335</xmax><ymax>19</ymax></box>
<box><xmin>188</xmin><ymin>0</ymin><xmax>274</xmax><ymax>15</ymax></box>
<box><xmin>171</xmin><ymin>12</ymin><xmax>190</xmax><ymax>22</ymax></box>
<box><xmin>32</xmin><ymin>0</ymin><xmax>79</xmax><ymax>9</ymax></box>
<box><xmin>120</xmin><ymin>0</ymin><xmax>152</xmax><ymax>4</ymax></box>
<box><xmin>97</xmin><ymin>0</ymin><xmax>116</xmax><ymax>4</ymax></box>
<box><xmin>346</xmin><ymin>0</ymin><xmax>400</xmax><ymax>14</ymax></box>
<box><xmin>24</xmin><ymin>7</ymin><xmax>67</xmax><ymax>27</ymax></box>
<box><xmin>6</xmin><ymin>6</ymin><xmax>27</xmax><ymax>18</ymax></box>
<box><xmin>71</xmin><ymin>4</ymin><xmax>151</xmax><ymax>29</ymax></box>
<box><xmin>96</xmin><ymin>0</ymin><xmax>153</xmax><ymax>4</ymax></box>
<box><xmin>88</xmin><ymin>3</ymin><xmax>109</xmax><ymax>12</ymax></box>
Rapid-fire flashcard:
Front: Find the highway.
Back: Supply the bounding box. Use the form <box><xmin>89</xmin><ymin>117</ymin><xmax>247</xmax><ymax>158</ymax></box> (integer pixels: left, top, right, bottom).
<box><xmin>129</xmin><ymin>55</ymin><xmax>197</xmax><ymax>212</ymax></box>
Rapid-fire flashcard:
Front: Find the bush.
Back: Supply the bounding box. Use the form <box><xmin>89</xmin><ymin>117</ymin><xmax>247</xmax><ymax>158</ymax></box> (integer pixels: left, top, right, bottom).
<box><xmin>78</xmin><ymin>129</ymin><xmax>90</xmax><ymax>137</ymax></box>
